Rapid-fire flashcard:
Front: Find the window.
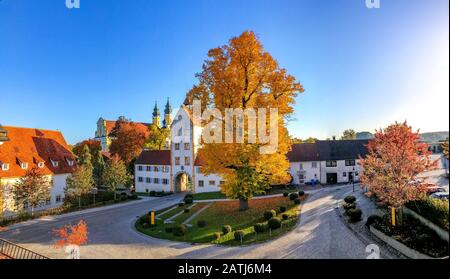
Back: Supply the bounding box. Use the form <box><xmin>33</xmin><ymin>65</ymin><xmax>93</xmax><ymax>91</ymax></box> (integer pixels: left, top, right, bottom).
<box><xmin>154</xmin><ymin>166</ymin><xmax>159</xmax><ymax>172</ymax></box>
<box><xmin>198</xmin><ymin>180</ymin><xmax>204</xmax><ymax>187</ymax></box>
<box><xmin>146</xmin><ymin>166</ymin><xmax>151</xmax><ymax>172</ymax></box>
<box><xmin>209</xmin><ymin>180</ymin><xmax>216</xmax><ymax>186</ymax></box>
<box><xmin>138</xmin><ymin>177</ymin><xmax>143</xmax><ymax>182</ymax></box>
<box><xmin>312</xmin><ymin>162</ymin><xmax>317</xmax><ymax>168</ymax></box>
<box><xmin>38</xmin><ymin>162</ymin><xmax>45</xmax><ymax>168</ymax></box>
<box><xmin>138</xmin><ymin>165</ymin><xmax>143</xmax><ymax>171</ymax></box>
<box><xmin>162</xmin><ymin>178</ymin><xmax>169</xmax><ymax>185</ymax></box>
<box><xmin>343</xmin><ymin>172</ymin><xmax>347</xmax><ymax>177</ymax></box>
<box><xmin>299</xmin><ymin>163</ymin><xmax>303</xmax><ymax>170</ymax></box>
<box><xmin>326</xmin><ymin>160</ymin><xmax>337</xmax><ymax>167</ymax></box>
<box><xmin>21</xmin><ymin>162</ymin><xmax>28</xmax><ymax>170</ymax></box>
<box><xmin>196</xmin><ymin>167</ymin><xmax>201</xmax><ymax>173</ymax></box>
<box><xmin>174</xmin><ymin>143</ymin><xmax>180</xmax><ymax>150</ymax></box>
<box><xmin>23</xmin><ymin>201</ymin><xmax>29</xmax><ymax>209</ymax></box>
<box><xmin>51</xmin><ymin>160</ymin><xmax>59</xmax><ymax>167</ymax></box>
<box><xmin>177</xmin><ymin>128</ymin><xmax>182</xmax><ymax>136</ymax></box>
<box><xmin>162</xmin><ymin>166</ymin><xmax>169</xmax><ymax>173</ymax></box>
<box><xmin>45</xmin><ymin>198</ymin><xmax>51</xmax><ymax>205</ymax></box>
<box><xmin>154</xmin><ymin>178</ymin><xmax>160</xmax><ymax>184</ymax></box>
<box><xmin>355</xmin><ymin>171</ymin><xmax>359</xmax><ymax>176</ymax></box>
<box><xmin>56</xmin><ymin>195</ymin><xmax>62</xmax><ymax>203</ymax></box>
<box><xmin>175</xmin><ymin>157</ymin><xmax>180</xmax><ymax>165</ymax></box>
<box><xmin>1</xmin><ymin>163</ymin><xmax>9</xmax><ymax>171</ymax></box>
<box><xmin>184</xmin><ymin>157</ymin><xmax>190</xmax><ymax>166</ymax></box>
<box><xmin>146</xmin><ymin>177</ymin><xmax>151</xmax><ymax>183</ymax></box>
<box><xmin>184</xmin><ymin>143</ymin><xmax>190</xmax><ymax>150</ymax></box>
<box><xmin>345</xmin><ymin>160</ymin><xmax>356</xmax><ymax>166</ymax></box>
<box><xmin>220</xmin><ymin>181</ymin><xmax>225</xmax><ymax>185</ymax></box>
<box><xmin>66</xmin><ymin>158</ymin><xmax>74</xmax><ymax>167</ymax></box>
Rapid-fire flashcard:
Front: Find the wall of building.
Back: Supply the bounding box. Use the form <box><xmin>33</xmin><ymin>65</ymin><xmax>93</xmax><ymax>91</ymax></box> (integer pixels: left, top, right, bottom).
<box><xmin>319</xmin><ymin>159</ymin><xmax>363</xmax><ymax>184</ymax></box>
<box><xmin>194</xmin><ymin>166</ymin><xmax>222</xmax><ymax>193</ymax></box>
<box><xmin>135</xmin><ymin>164</ymin><xmax>171</xmax><ymax>193</ymax></box>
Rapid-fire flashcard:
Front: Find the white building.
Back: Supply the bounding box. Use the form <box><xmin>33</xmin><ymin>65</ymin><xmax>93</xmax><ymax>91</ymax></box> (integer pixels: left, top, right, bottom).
<box><xmin>0</xmin><ymin>125</ymin><xmax>76</xmax><ymax>218</ymax></box>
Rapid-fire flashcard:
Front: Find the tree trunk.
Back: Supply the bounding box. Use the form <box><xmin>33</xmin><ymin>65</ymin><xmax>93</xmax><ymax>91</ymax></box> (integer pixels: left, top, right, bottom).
<box><xmin>239</xmin><ymin>199</ymin><xmax>249</xmax><ymax>211</ymax></box>
<box><xmin>31</xmin><ymin>206</ymin><xmax>34</xmax><ymax>217</ymax></box>
<box><xmin>78</xmin><ymin>196</ymin><xmax>81</xmax><ymax>209</ymax></box>
<box><xmin>398</xmin><ymin>206</ymin><xmax>404</xmax><ymax>226</ymax></box>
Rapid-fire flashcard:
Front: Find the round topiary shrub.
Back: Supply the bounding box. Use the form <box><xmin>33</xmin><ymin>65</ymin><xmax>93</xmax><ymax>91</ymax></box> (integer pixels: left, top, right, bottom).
<box><xmin>184</xmin><ymin>197</ymin><xmax>194</xmax><ymax>204</ymax></box>
<box><xmin>222</xmin><ymin>225</ymin><xmax>232</xmax><ymax>234</ymax></box>
<box><xmin>282</xmin><ymin>213</ymin><xmax>289</xmax><ymax>220</ymax></box>
<box><xmin>283</xmin><ymin>192</ymin><xmax>289</xmax><ymax>197</ymax></box>
<box><xmin>347</xmin><ymin>208</ymin><xmax>362</xmax><ymax>223</ymax></box>
<box><xmin>165</xmin><ymin>227</ymin><xmax>173</xmax><ymax>233</ymax></box>
<box><xmin>343</xmin><ymin>203</ymin><xmax>356</xmax><ymax>211</ymax></box>
<box><xmin>178</xmin><ymin>202</ymin><xmax>185</xmax><ymax>207</ymax></box>
<box><xmin>279</xmin><ymin>206</ymin><xmax>287</xmax><ymax>213</ymax></box>
<box><xmin>173</xmin><ymin>224</ymin><xmax>188</xmax><ymax>236</ymax></box>
<box><xmin>213</xmin><ymin>232</ymin><xmax>221</xmax><ymax>240</ymax></box>
<box><xmin>294</xmin><ymin>198</ymin><xmax>301</xmax><ymax>205</ymax></box>
<box><xmin>184</xmin><ymin>208</ymin><xmax>190</xmax><ymax>213</ymax></box>
<box><xmin>365</xmin><ymin>215</ymin><xmax>382</xmax><ymax>227</ymax></box>
<box><xmin>197</xmin><ymin>220</ymin><xmax>207</xmax><ymax>228</ymax></box>
<box><xmin>149</xmin><ymin>190</ymin><xmax>156</xmax><ymax>196</ymax></box>
<box><xmin>254</xmin><ymin>222</ymin><xmax>268</xmax><ymax>233</ymax></box>
<box><xmin>184</xmin><ymin>193</ymin><xmax>194</xmax><ymax>200</ymax></box>
<box><xmin>289</xmin><ymin>192</ymin><xmax>299</xmax><ymax>201</ymax></box>
<box><xmin>234</xmin><ymin>230</ymin><xmax>245</xmax><ymax>241</ymax></box>
<box><xmin>298</xmin><ymin>190</ymin><xmax>305</xmax><ymax>196</ymax></box>
<box><xmin>264</xmin><ymin>210</ymin><xmax>277</xmax><ymax>220</ymax></box>
<box><xmin>344</xmin><ymin>195</ymin><xmax>356</xmax><ymax>204</ymax></box>
<box><xmin>268</xmin><ymin>217</ymin><xmax>282</xmax><ymax>230</ymax></box>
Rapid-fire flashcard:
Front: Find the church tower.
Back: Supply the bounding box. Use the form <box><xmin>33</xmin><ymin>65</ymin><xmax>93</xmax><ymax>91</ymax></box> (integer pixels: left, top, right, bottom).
<box><xmin>163</xmin><ymin>98</ymin><xmax>172</xmax><ymax>128</ymax></box>
<box><xmin>152</xmin><ymin>101</ymin><xmax>161</xmax><ymax>128</ymax></box>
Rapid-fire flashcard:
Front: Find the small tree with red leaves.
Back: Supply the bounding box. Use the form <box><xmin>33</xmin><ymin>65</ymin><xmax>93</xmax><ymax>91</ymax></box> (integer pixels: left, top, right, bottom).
<box><xmin>360</xmin><ymin>122</ymin><xmax>438</xmax><ymax>224</ymax></box>
<box><xmin>53</xmin><ymin>220</ymin><xmax>88</xmax><ymax>259</ymax></box>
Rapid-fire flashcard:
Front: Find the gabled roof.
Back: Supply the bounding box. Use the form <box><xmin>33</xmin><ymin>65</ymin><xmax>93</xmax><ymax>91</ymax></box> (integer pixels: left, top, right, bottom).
<box><xmin>0</xmin><ymin>126</ymin><xmax>76</xmax><ymax>178</ymax></box>
<box><xmin>135</xmin><ymin>150</ymin><xmax>171</xmax><ymax>165</ymax></box>
<box><xmin>287</xmin><ymin>140</ymin><xmax>369</xmax><ymax>162</ymax></box>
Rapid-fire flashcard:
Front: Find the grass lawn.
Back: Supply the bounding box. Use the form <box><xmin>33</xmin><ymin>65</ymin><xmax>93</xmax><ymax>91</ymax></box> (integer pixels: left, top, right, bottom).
<box><xmin>135</xmin><ymin>194</ymin><xmax>308</xmax><ymax>245</ymax></box>
<box><xmin>192</xmin><ymin>185</ymin><xmax>299</xmax><ymax>200</ymax></box>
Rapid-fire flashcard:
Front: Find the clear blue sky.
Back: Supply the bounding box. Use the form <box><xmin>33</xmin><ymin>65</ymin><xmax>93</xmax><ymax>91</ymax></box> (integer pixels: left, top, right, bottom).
<box><xmin>0</xmin><ymin>0</ymin><xmax>448</xmax><ymax>144</ymax></box>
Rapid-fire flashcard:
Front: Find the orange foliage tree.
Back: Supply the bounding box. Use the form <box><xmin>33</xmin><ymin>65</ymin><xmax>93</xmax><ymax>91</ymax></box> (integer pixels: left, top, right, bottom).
<box><xmin>109</xmin><ymin>118</ymin><xmax>149</xmax><ymax>166</ymax></box>
<box><xmin>186</xmin><ymin>31</ymin><xmax>304</xmax><ymax>211</ymax></box>
<box><xmin>360</xmin><ymin>122</ymin><xmax>438</xmax><ymax>222</ymax></box>
<box><xmin>53</xmin><ymin>220</ymin><xmax>88</xmax><ymax>249</ymax></box>
<box><xmin>72</xmin><ymin>139</ymin><xmax>101</xmax><ymax>159</ymax></box>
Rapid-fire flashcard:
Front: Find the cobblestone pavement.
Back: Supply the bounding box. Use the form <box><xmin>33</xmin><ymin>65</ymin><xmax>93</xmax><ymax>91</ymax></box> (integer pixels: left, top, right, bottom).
<box><xmin>0</xmin><ymin>186</ymin><xmax>400</xmax><ymax>259</ymax></box>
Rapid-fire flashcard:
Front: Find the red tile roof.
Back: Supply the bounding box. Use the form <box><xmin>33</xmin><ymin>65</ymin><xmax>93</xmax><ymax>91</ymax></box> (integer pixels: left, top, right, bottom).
<box><xmin>0</xmin><ymin>127</ymin><xmax>76</xmax><ymax>178</ymax></box>
<box><xmin>104</xmin><ymin>120</ymin><xmax>151</xmax><ymax>136</ymax></box>
<box><xmin>135</xmin><ymin>150</ymin><xmax>171</xmax><ymax>165</ymax></box>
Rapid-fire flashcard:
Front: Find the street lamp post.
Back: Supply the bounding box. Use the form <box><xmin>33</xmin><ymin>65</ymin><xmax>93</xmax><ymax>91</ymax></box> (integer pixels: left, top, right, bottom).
<box><xmin>352</xmin><ymin>167</ymin><xmax>355</xmax><ymax>192</ymax></box>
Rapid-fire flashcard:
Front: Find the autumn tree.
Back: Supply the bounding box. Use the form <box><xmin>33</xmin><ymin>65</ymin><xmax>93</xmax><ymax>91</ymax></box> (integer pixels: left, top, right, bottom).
<box><xmin>303</xmin><ymin>137</ymin><xmax>318</xmax><ymax>143</ymax></box>
<box><xmin>78</xmin><ymin>145</ymin><xmax>93</xmax><ymax>170</ymax></box>
<box><xmin>72</xmin><ymin>140</ymin><xmax>101</xmax><ymax>159</ymax></box>
<box><xmin>145</xmin><ymin>124</ymin><xmax>170</xmax><ymax>150</ymax></box>
<box><xmin>65</xmin><ymin>165</ymin><xmax>94</xmax><ymax>208</ymax></box>
<box><xmin>341</xmin><ymin>129</ymin><xmax>356</xmax><ymax>140</ymax></box>
<box><xmin>109</xmin><ymin>119</ymin><xmax>148</xmax><ymax>166</ymax></box>
<box><xmin>53</xmin><ymin>220</ymin><xmax>88</xmax><ymax>259</ymax></box>
<box><xmin>187</xmin><ymin>31</ymin><xmax>304</xmax><ymax>211</ymax></box>
<box><xmin>102</xmin><ymin>157</ymin><xmax>130</xmax><ymax>200</ymax></box>
<box><xmin>442</xmin><ymin>138</ymin><xmax>449</xmax><ymax>160</ymax></box>
<box><xmin>12</xmin><ymin>168</ymin><xmax>52</xmax><ymax>216</ymax></box>
<box><xmin>360</xmin><ymin>122</ymin><xmax>437</xmax><ymax>224</ymax></box>
<box><xmin>92</xmin><ymin>150</ymin><xmax>105</xmax><ymax>187</ymax></box>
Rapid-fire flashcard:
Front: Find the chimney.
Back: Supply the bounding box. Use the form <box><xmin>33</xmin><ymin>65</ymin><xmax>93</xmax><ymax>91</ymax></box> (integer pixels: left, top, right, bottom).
<box><xmin>332</xmin><ymin>136</ymin><xmax>336</xmax><ymax>141</ymax></box>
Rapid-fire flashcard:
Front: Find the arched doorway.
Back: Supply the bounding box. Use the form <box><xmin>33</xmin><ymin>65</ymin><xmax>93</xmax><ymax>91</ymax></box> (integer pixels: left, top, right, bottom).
<box><xmin>174</xmin><ymin>172</ymin><xmax>192</xmax><ymax>193</ymax></box>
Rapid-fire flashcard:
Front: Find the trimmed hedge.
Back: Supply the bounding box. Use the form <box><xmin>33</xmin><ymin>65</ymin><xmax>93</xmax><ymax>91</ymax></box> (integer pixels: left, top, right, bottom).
<box><xmin>282</xmin><ymin>213</ymin><xmax>289</xmax><ymax>220</ymax></box>
<box><xmin>279</xmin><ymin>206</ymin><xmax>287</xmax><ymax>213</ymax></box>
<box><xmin>406</xmin><ymin>197</ymin><xmax>449</xmax><ymax>231</ymax></box>
<box><xmin>234</xmin><ymin>230</ymin><xmax>245</xmax><ymax>241</ymax></box>
<box><xmin>268</xmin><ymin>217</ymin><xmax>282</xmax><ymax>229</ymax></box>
<box><xmin>264</xmin><ymin>210</ymin><xmax>277</xmax><ymax>220</ymax></box>
<box><xmin>344</xmin><ymin>195</ymin><xmax>356</xmax><ymax>204</ymax></box>
<box><xmin>254</xmin><ymin>222</ymin><xmax>268</xmax><ymax>233</ymax></box>
<box><xmin>173</xmin><ymin>224</ymin><xmax>188</xmax><ymax>236</ymax></box>
<box><xmin>222</xmin><ymin>225</ymin><xmax>232</xmax><ymax>234</ymax></box>
<box><xmin>343</xmin><ymin>203</ymin><xmax>356</xmax><ymax>211</ymax></box>
<box><xmin>289</xmin><ymin>192</ymin><xmax>299</xmax><ymax>201</ymax></box>
<box><xmin>365</xmin><ymin>215</ymin><xmax>382</xmax><ymax>227</ymax></box>
<box><xmin>298</xmin><ymin>191</ymin><xmax>305</xmax><ymax>196</ymax></box>
<box><xmin>294</xmin><ymin>198</ymin><xmax>301</xmax><ymax>205</ymax></box>
<box><xmin>347</xmin><ymin>208</ymin><xmax>362</xmax><ymax>222</ymax></box>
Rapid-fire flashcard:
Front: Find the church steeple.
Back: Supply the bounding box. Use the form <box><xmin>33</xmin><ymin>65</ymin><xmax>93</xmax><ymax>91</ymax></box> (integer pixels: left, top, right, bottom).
<box><xmin>152</xmin><ymin>101</ymin><xmax>161</xmax><ymax>127</ymax></box>
<box><xmin>163</xmin><ymin>98</ymin><xmax>172</xmax><ymax>128</ymax></box>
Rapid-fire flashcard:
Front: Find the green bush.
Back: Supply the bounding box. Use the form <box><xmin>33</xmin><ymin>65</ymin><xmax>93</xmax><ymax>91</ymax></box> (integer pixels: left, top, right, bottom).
<box><xmin>343</xmin><ymin>203</ymin><xmax>356</xmax><ymax>211</ymax></box>
<box><xmin>347</xmin><ymin>208</ymin><xmax>362</xmax><ymax>222</ymax></box>
<box><xmin>184</xmin><ymin>193</ymin><xmax>194</xmax><ymax>200</ymax></box>
<box><xmin>254</xmin><ymin>222</ymin><xmax>268</xmax><ymax>233</ymax></box>
<box><xmin>282</xmin><ymin>213</ymin><xmax>289</xmax><ymax>220</ymax></box>
<box><xmin>289</xmin><ymin>192</ymin><xmax>299</xmax><ymax>201</ymax></box>
<box><xmin>406</xmin><ymin>197</ymin><xmax>449</xmax><ymax>231</ymax></box>
<box><xmin>184</xmin><ymin>196</ymin><xmax>194</xmax><ymax>204</ymax></box>
<box><xmin>173</xmin><ymin>224</ymin><xmax>188</xmax><ymax>236</ymax></box>
<box><xmin>222</xmin><ymin>225</ymin><xmax>232</xmax><ymax>234</ymax></box>
<box><xmin>234</xmin><ymin>230</ymin><xmax>245</xmax><ymax>241</ymax></box>
<box><xmin>366</xmin><ymin>215</ymin><xmax>382</xmax><ymax>227</ymax></box>
<box><xmin>139</xmin><ymin>215</ymin><xmax>148</xmax><ymax>226</ymax></box>
<box><xmin>184</xmin><ymin>208</ymin><xmax>190</xmax><ymax>213</ymax></box>
<box><xmin>283</xmin><ymin>192</ymin><xmax>289</xmax><ymax>197</ymax></box>
<box><xmin>149</xmin><ymin>191</ymin><xmax>156</xmax><ymax>197</ymax></box>
<box><xmin>130</xmin><ymin>194</ymin><xmax>138</xmax><ymax>200</ymax></box>
<box><xmin>264</xmin><ymin>210</ymin><xmax>277</xmax><ymax>220</ymax></box>
<box><xmin>197</xmin><ymin>220</ymin><xmax>207</xmax><ymax>228</ymax></box>
<box><xmin>294</xmin><ymin>198</ymin><xmax>301</xmax><ymax>205</ymax></box>
<box><xmin>268</xmin><ymin>217</ymin><xmax>282</xmax><ymax>229</ymax></box>
<box><xmin>165</xmin><ymin>227</ymin><xmax>173</xmax><ymax>233</ymax></box>
<box><xmin>298</xmin><ymin>191</ymin><xmax>305</xmax><ymax>196</ymax></box>
<box><xmin>178</xmin><ymin>202</ymin><xmax>185</xmax><ymax>207</ymax></box>
<box><xmin>213</xmin><ymin>232</ymin><xmax>221</xmax><ymax>240</ymax></box>
<box><xmin>279</xmin><ymin>206</ymin><xmax>286</xmax><ymax>213</ymax></box>
<box><xmin>344</xmin><ymin>195</ymin><xmax>356</xmax><ymax>204</ymax></box>
<box><xmin>120</xmin><ymin>195</ymin><xmax>128</xmax><ymax>201</ymax></box>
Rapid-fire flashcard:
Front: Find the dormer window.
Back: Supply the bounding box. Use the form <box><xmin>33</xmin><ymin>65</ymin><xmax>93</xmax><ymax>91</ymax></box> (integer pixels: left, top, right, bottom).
<box><xmin>38</xmin><ymin>162</ymin><xmax>45</xmax><ymax>168</ymax></box>
<box><xmin>21</xmin><ymin>162</ymin><xmax>28</xmax><ymax>170</ymax></box>
<box><xmin>1</xmin><ymin>163</ymin><xmax>9</xmax><ymax>171</ymax></box>
<box><xmin>66</xmin><ymin>158</ymin><xmax>74</xmax><ymax>167</ymax></box>
<box><xmin>51</xmin><ymin>160</ymin><xmax>59</xmax><ymax>167</ymax></box>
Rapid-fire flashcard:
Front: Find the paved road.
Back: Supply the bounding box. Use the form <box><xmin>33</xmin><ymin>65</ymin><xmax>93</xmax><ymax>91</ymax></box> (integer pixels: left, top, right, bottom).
<box><xmin>0</xmin><ymin>186</ymin><xmax>398</xmax><ymax>259</ymax></box>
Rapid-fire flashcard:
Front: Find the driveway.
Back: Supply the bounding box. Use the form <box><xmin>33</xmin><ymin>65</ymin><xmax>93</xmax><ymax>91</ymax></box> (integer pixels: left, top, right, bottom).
<box><xmin>0</xmin><ymin>186</ymin><xmax>399</xmax><ymax>259</ymax></box>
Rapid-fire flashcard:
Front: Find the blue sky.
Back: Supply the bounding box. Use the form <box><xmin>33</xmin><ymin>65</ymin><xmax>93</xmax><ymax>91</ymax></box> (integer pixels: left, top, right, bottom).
<box><xmin>0</xmin><ymin>0</ymin><xmax>448</xmax><ymax>144</ymax></box>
